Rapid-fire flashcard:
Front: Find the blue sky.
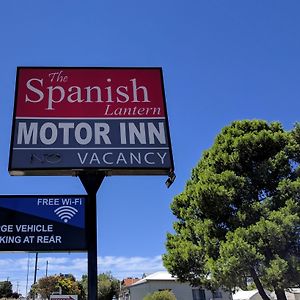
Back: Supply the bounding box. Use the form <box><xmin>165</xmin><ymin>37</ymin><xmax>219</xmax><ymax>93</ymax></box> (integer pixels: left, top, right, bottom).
<box><xmin>1</xmin><ymin>0</ymin><xmax>300</xmax><ymax>296</ymax></box>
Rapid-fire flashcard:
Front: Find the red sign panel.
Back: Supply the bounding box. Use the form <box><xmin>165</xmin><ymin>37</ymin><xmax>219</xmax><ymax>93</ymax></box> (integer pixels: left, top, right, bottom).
<box><xmin>16</xmin><ymin>68</ymin><xmax>166</xmax><ymax>118</ymax></box>
<box><xmin>9</xmin><ymin>67</ymin><xmax>174</xmax><ymax>176</ymax></box>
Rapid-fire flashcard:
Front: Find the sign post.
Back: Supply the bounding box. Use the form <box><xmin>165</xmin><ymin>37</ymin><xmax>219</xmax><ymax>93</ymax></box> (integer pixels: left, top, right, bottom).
<box><xmin>79</xmin><ymin>173</ymin><xmax>105</xmax><ymax>300</ymax></box>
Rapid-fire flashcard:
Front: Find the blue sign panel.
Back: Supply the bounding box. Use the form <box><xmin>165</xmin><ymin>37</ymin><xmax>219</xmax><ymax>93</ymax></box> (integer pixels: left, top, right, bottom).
<box><xmin>0</xmin><ymin>195</ymin><xmax>87</xmax><ymax>251</ymax></box>
<box><xmin>10</xmin><ymin>119</ymin><xmax>172</xmax><ymax>170</ymax></box>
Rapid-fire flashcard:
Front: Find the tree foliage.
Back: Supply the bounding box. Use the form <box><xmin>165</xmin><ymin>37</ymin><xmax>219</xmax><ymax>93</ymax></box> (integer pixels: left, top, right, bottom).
<box><xmin>79</xmin><ymin>272</ymin><xmax>119</xmax><ymax>300</ymax></box>
<box><xmin>31</xmin><ymin>272</ymin><xmax>119</xmax><ymax>300</ymax></box>
<box><xmin>31</xmin><ymin>276</ymin><xmax>58</xmax><ymax>299</ymax></box>
<box><xmin>163</xmin><ymin>120</ymin><xmax>300</xmax><ymax>300</ymax></box>
<box><xmin>143</xmin><ymin>290</ymin><xmax>177</xmax><ymax>300</ymax></box>
<box><xmin>57</xmin><ymin>274</ymin><xmax>84</xmax><ymax>298</ymax></box>
<box><xmin>97</xmin><ymin>272</ymin><xmax>120</xmax><ymax>300</ymax></box>
<box><xmin>80</xmin><ymin>275</ymin><xmax>88</xmax><ymax>299</ymax></box>
<box><xmin>32</xmin><ymin>274</ymin><xmax>85</xmax><ymax>299</ymax></box>
<box><xmin>0</xmin><ymin>281</ymin><xmax>13</xmax><ymax>298</ymax></box>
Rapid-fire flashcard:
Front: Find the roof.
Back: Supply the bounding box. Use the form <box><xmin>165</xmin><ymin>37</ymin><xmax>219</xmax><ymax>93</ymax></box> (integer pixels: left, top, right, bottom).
<box><xmin>122</xmin><ymin>278</ymin><xmax>140</xmax><ymax>287</ymax></box>
<box><xmin>131</xmin><ymin>271</ymin><xmax>177</xmax><ymax>286</ymax></box>
<box><xmin>288</xmin><ymin>289</ymin><xmax>300</xmax><ymax>294</ymax></box>
<box><xmin>232</xmin><ymin>290</ymin><xmax>260</xmax><ymax>300</ymax></box>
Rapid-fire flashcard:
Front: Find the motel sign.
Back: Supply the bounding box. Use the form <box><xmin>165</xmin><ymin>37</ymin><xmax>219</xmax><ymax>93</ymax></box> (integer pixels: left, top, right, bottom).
<box><xmin>9</xmin><ymin>67</ymin><xmax>174</xmax><ymax>176</ymax></box>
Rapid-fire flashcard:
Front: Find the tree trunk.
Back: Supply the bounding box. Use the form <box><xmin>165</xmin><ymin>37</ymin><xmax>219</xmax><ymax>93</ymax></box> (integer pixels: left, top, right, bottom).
<box><xmin>274</xmin><ymin>288</ymin><xmax>287</xmax><ymax>300</ymax></box>
<box><xmin>249</xmin><ymin>268</ymin><xmax>270</xmax><ymax>300</ymax></box>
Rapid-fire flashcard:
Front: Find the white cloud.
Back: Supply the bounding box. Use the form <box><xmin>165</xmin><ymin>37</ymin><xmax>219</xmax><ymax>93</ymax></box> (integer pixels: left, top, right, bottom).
<box><xmin>99</xmin><ymin>255</ymin><xmax>164</xmax><ymax>278</ymax></box>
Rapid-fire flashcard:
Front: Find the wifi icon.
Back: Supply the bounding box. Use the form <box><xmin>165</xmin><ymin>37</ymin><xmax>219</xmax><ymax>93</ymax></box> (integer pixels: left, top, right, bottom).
<box><xmin>54</xmin><ymin>206</ymin><xmax>78</xmax><ymax>223</ymax></box>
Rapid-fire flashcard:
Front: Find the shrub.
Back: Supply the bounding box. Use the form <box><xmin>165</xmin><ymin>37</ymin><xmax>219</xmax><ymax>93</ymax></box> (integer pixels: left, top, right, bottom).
<box><xmin>143</xmin><ymin>290</ymin><xmax>177</xmax><ymax>300</ymax></box>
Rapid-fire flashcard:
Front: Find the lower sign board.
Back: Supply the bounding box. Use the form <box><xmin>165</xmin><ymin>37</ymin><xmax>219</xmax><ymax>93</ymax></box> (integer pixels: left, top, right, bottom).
<box><xmin>50</xmin><ymin>295</ymin><xmax>78</xmax><ymax>300</ymax></box>
<box><xmin>0</xmin><ymin>195</ymin><xmax>87</xmax><ymax>251</ymax></box>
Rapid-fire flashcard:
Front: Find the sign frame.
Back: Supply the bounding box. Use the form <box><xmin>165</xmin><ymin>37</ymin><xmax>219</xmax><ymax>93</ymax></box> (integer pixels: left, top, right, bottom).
<box><xmin>8</xmin><ymin>67</ymin><xmax>174</xmax><ymax>176</ymax></box>
<box><xmin>0</xmin><ymin>194</ymin><xmax>88</xmax><ymax>252</ymax></box>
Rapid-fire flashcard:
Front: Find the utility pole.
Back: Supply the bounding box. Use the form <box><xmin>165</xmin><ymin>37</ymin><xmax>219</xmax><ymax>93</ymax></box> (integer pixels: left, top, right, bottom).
<box><xmin>33</xmin><ymin>252</ymin><xmax>39</xmax><ymax>300</ymax></box>
<box><xmin>34</xmin><ymin>253</ymin><xmax>38</xmax><ymax>284</ymax></box>
<box><xmin>26</xmin><ymin>253</ymin><xmax>30</xmax><ymax>299</ymax></box>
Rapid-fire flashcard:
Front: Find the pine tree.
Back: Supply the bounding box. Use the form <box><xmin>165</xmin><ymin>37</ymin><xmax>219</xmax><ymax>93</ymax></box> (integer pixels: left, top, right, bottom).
<box><xmin>163</xmin><ymin>120</ymin><xmax>300</xmax><ymax>300</ymax></box>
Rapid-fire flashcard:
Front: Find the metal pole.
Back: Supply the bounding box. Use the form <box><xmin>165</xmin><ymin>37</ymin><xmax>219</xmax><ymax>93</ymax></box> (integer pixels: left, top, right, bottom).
<box><xmin>33</xmin><ymin>253</ymin><xmax>38</xmax><ymax>284</ymax></box>
<box><xmin>87</xmin><ymin>189</ymin><xmax>97</xmax><ymax>300</ymax></box>
<box><xmin>79</xmin><ymin>173</ymin><xmax>105</xmax><ymax>300</ymax></box>
<box><xmin>25</xmin><ymin>253</ymin><xmax>30</xmax><ymax>298</ymax></box>
<box><xmin>33</xmin><ymin>252</ymin><xmax>38</xmax><ymax>300</ymax></box>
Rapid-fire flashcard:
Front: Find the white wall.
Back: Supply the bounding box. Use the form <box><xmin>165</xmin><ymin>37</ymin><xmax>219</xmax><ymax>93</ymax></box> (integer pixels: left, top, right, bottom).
<box><xmin>129</xmin><ymin>281</ymin><xmax>193</xmax><ymax>300</ymax></box>
<box><xmin>128</xmin><ymin>280</ymin><xmax>232</xmax><ymax>300</ymax></box>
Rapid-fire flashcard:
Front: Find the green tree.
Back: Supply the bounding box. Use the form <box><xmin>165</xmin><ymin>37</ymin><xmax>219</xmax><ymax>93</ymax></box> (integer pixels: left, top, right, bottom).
<box><xmin>143</xmin><ymin>290</ymin><xmax>177</xmax><ymax>300</ymax></box>
<box><xmin>163</xmin><ymin>120</ymin><xmax>300</xmax><ymax>300</ymax></box>
<box><xmin>80</xmin><ymin>275</ymin><xmax>88</xmax><ymax>300</ymax></box>
<box><xmin>57</xmin><ymin>274</ymin><xmax>84</xmax><ymax>298</ymax></box>
<box><xmin>31</xmin><ymin>275</ymin><xmax>58</xmax><ymax>299</ymax></box>
<box><xmin>32</xmin><ymin>274</ymin><xmax>85</xmax><ymax>299</ymax></box>
<box><xmin>97</xmin><ymin>272</ymin><xmax>119</xmax><ymax>300</ymax></box>
<box><xmin>0</xmin><ymin>281</ymin><xmax>13</xmax><ymax>298</ymax></box>
<box><xmin>11</xmin><ymin>292</ymin><xmax>21</xmax><ymax>298</ymax></box>
<box><xmin>79</xmin><ymin>273</ymin><xmax>119</xmax><ymax>300</ymax></box>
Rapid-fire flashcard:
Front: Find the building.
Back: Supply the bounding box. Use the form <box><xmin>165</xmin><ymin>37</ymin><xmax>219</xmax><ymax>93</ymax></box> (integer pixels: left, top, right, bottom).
<box><xmin>286</xmin><ymin>289</ymin><xmax>300</xmax><ymax>300</ymax></box>
<box><xmin>272</xmin><ymin>289</ymin><xmax>300</xmax><ymax>300</ymax></box>
<box><xmin>119</xmin><ymin>277</ymin><xmax>141</xmax><ymax>300</ymax></box>
<box><xmin>119</xmin><ymin>271</ymin><xmax>232</xmax><ymax>300</ymax></box>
